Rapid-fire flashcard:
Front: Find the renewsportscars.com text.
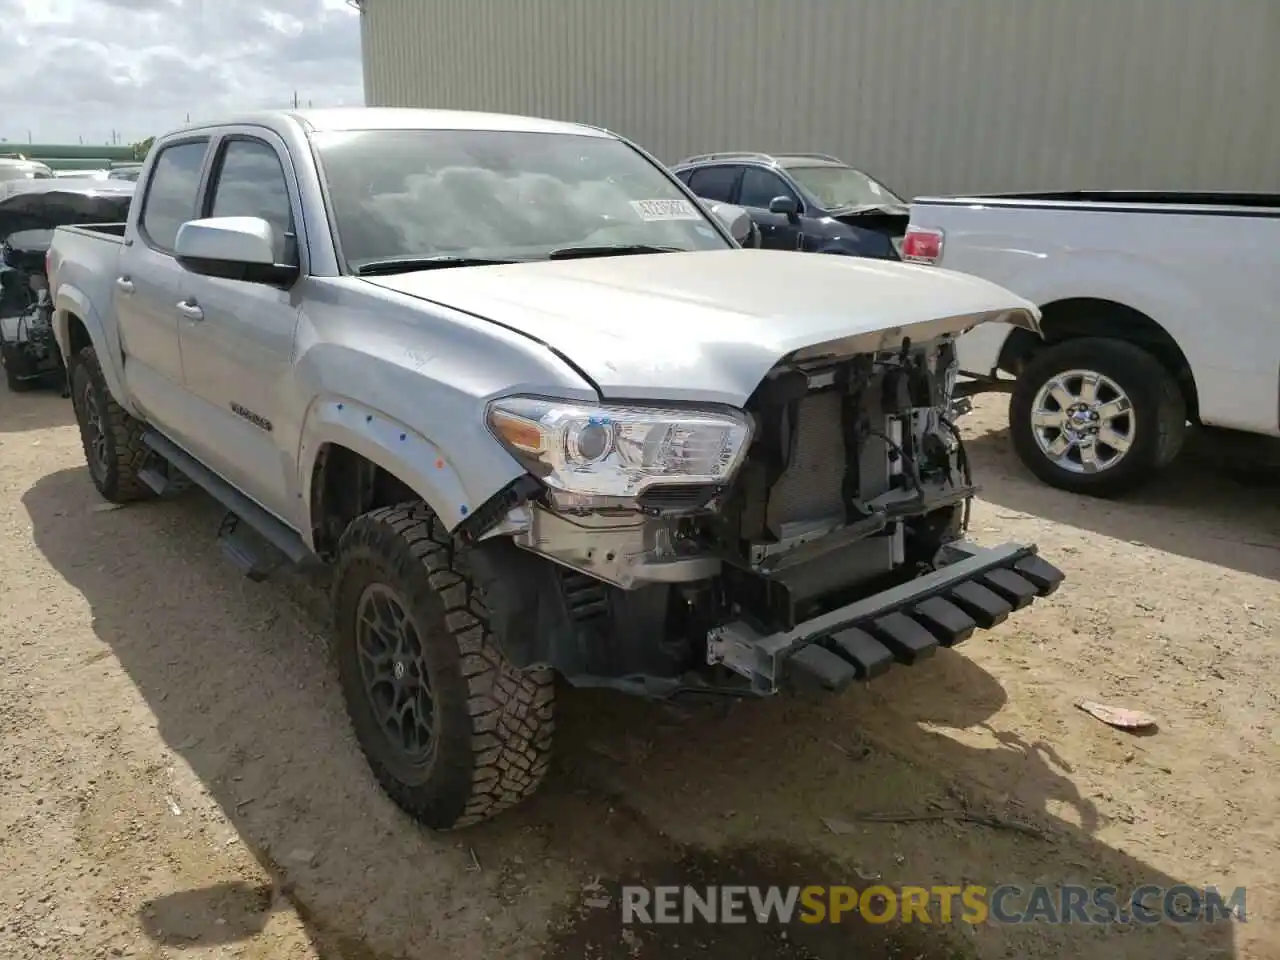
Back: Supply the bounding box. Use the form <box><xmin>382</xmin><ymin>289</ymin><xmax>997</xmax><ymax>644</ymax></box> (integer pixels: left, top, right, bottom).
<box><xmin>620</xmin><ymin>884</ymin><xmax>1247</xmax><ymax>926</ymax></box>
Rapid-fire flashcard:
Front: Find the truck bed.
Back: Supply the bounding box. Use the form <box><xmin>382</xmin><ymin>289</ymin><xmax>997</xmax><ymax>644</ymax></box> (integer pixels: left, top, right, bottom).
<box><xmin>59</xmin><ymin>222</ymin><xmax>128</xmax><ymax>240</ymax></box>
<box><xmin>47</xmin><ymin>223</ymin><xmax>129</xmax><ymax>372</ymax></box>
<box><xmin>914</xmin><ymin>191</ymin><xmax>1280</xmax><ymax>217</ymax></box>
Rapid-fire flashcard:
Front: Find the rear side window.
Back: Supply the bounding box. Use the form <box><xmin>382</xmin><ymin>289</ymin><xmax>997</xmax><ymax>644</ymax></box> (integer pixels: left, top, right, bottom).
<box><xmin>686</xmin><ymin>165</ymin><xmax>739</xmax><ymax>203</ymax></box>
<box><xmin>141</xmin><ymin>140</ymin><xmax>209</xmax><ymax>251</ymax></box>
<box><xmin>208</xmin><ymin>139</ymin><xmax>295</xmax><ymax>263</ymax></box>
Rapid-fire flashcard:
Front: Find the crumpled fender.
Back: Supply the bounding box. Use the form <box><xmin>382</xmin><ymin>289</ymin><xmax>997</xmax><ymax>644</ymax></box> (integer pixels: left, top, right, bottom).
<box><xmin>817</xmin><ymin>232</ymin><xmax>888</xmax><ymax>258</ymax></box>
<box><xmin>297</xmin><ymin>394</ymin><xmax>508</xmax><ymax>541</ymax></box>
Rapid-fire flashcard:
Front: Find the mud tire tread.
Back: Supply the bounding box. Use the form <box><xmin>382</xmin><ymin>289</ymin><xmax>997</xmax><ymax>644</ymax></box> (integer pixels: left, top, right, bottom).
<box><xmin>69</xmin><ymin>345</ymin><xmax>155</xmax><ymax>502</ymax></box>
<box><xmin>332</xmin><ymin>502</ymin><xmax>554</xmax><ymax>831</ymax></box>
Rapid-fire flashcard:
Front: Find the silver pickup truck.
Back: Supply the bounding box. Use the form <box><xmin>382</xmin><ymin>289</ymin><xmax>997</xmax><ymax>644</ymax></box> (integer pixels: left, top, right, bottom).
<box><xmin>47</xmin><ymin>108</ymin><xmax>1064</xmax><ymax>830</ymax></box>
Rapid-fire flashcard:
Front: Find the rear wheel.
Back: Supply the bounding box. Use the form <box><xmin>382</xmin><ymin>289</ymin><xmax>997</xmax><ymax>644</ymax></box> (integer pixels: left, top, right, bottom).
<box><xmin>332</xmin><ymin>503</ymin><xmax>555</xmax><ymax>830</ymax></box>
<box><xmin>1010</xmin><ymin>337</ymin><xmax>1186</xmax><ymax>498</ymax></box>
<box><xmin>68</xmin><ymin>345</ymin><xmax>154</xmax><ymax>502</ymax></box>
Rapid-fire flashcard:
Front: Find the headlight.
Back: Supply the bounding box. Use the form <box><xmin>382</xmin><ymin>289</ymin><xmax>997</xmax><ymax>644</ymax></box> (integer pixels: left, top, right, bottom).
<box><xmin>486</xmin><ymin>396</ymin><xmax>752</xmax><ymax>499</ymax></box>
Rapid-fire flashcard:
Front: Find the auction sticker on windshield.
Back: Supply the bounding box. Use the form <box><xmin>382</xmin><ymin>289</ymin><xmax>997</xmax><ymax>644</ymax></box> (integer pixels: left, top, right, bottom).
<box><xmin>630</xmin><ymin>198</ymin><xmax>702</xmax><ymax>221</ymax></box>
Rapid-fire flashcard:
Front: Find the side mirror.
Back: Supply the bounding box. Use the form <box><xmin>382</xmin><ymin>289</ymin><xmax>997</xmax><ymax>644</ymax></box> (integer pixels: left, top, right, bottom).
<box><xmin>174</xmin><ymin>216</ymin><xmax>298</xmax><ymax>287</ymax></box>
<box><xmin>707</xmin><ymin>201</ymin><xmax>754</xmax><ymax>246</ymax></box>
<box><xmin>768</xmin><ymin>195</ymin><xmax>800</xmax><ymax>218</ymax></box>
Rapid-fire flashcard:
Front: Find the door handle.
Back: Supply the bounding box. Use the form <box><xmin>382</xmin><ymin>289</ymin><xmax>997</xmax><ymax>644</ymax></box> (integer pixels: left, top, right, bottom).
<box><xmin>176</xmin><ymin>299</ymin><xmax>204</xmax><ymax>321</ymax></box>
<box><xmin>115</xmin><ymin>277</ymin><xmax>134</xmax><ymax>294</ymax></box>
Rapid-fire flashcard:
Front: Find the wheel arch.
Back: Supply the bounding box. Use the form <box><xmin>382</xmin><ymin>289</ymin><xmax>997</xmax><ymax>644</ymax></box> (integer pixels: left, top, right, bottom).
<box><xmin>62</xmin><ymin>310</ymin><xmax>94</xmax><ymax>359</ymax></box>
<box><xmin>53</xmin><ymin>284</ymin><xmax>136</xmax><ymax>411</ymax></box>
<box><xmin>299</xmin><ymin>396</ymin><xmax>523</xmax><ymax>558</ymax></box>
<box><xmin>997</xmin><ymin>297</ymin><xmax>1200</xmax><ymax>422</ymax></box>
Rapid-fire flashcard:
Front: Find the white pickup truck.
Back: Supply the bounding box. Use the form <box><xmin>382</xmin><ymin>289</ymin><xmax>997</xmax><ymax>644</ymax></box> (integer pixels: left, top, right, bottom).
<box><xmin>903</xmin><ymin>191</ymin><xmax>1280</xmax><ymax>496</ymax></box>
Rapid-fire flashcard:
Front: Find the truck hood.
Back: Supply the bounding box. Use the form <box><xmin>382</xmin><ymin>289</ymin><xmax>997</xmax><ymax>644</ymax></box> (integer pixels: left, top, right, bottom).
<box><xmin>362</xmin><ymin>248</ymin><xmax>1038</xmax><ymax>407</ymax></box>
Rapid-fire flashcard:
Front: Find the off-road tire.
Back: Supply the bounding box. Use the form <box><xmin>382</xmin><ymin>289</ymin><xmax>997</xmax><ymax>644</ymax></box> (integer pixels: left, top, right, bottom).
<box><xmin>332</xmin><ymin>502</ymin><xmax>555</xmax><ymax>831</ymax></box>
<box><xmin>2</xmin><ymin>342</ymin><xmax>38</xmax><ymax>392</ymax></box>
<box><xmin>1010</xmin><ymin>337</ymin><xmax>1187</xmax><ymax>498</ymax></box>
<box><xmin>69</xmin><ymin>345</ymin><xmax>155</xmax><ymax>503</ymax></box>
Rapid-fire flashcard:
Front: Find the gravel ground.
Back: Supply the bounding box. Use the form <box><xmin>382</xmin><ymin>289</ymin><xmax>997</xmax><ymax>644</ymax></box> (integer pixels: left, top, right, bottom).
<box><xmin>1</xmin><ymin>386</ymin><xmax>1277</xmax><ymax>960</ymax></box>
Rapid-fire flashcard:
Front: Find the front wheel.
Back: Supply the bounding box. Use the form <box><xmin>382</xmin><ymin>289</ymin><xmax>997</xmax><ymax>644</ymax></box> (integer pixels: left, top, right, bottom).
<box><xmin>332</xmin><ymin>503</ymin><xmax>555</xmax><ymax>830</ymax></box>
<box><xmin>1009</xmin><ymin>337</ymin><xmax>1187</xmax><ymax>498</ymax></box>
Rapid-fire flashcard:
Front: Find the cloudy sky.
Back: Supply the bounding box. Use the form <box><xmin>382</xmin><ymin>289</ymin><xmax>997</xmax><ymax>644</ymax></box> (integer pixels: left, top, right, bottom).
<box><xmin>0</xmin><ymin>0</ymin><xmax>362</xmax><ymax>147</ymax></box>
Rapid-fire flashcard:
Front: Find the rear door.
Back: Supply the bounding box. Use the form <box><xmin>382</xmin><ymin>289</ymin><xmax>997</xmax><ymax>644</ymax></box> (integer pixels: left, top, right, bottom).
<box><xmin>114</xmin><ymin>136</ymin><xmax>211</xmax><ymax>423</ymax></box>
<box><xmin>735</xmin><ymin>166</ymin><xmax>804</xmax><ymax>251</ymax></box>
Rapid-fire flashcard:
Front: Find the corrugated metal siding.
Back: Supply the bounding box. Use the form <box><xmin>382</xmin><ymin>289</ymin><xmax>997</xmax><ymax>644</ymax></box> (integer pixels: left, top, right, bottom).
<box><xmin>360</xmin><ymin>0</ymin><xmax>1280</xmax><ymax>197</ymax></box>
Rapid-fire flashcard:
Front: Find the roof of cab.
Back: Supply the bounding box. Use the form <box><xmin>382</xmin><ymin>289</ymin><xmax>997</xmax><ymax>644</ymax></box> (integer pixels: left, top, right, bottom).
<box><xmin>176</xmin><ymin>106</ymin><xmax>612</xmax><ymax>139</ymax></box>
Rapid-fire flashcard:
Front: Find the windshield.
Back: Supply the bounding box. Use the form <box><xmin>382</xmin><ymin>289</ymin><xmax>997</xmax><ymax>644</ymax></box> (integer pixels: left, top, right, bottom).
<box><xmin>785</xmin><ymin>165</ymin><xmax>904</xmax><ymax>210</ymax></box>
<box><xmin>312</xmin><ymin>129</ymin><xmax>731</xmax><ymax>271</ymax></box>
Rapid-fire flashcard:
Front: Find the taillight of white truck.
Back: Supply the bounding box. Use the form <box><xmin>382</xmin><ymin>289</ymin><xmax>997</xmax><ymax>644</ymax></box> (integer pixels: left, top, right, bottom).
<box><xmin>901</xmin><ymin>226</ymin><xmax>944</xmax><ymax>265</ymax></box>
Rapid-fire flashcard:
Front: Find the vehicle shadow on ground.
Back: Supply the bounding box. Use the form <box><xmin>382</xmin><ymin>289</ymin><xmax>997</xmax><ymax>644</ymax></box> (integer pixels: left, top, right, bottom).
<box><xmin>964</xmin><ymin>426</ymin><xmax>1280</xmax><ymax>582</ymax></box>
<box><xmin>0</xmin><ymin>385</ymin><xmax>74</xmax><ymax>435</ymax></box>
<box><xmin>22</xmin><ymin>468</ymin><xmax>1238</xmax><ymax>960</ymax></box>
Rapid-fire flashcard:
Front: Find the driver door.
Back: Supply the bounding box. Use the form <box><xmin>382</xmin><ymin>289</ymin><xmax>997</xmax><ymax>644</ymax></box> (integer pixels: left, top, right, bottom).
<box><xmin>735</xmin><ymin>167</ymin><xmax>806</xmax><ymax>251</ymax></box>
<box><xmin>175</xmin><ymin>130</ymin><xmax>304</xmax><ymax>522</ymax></box>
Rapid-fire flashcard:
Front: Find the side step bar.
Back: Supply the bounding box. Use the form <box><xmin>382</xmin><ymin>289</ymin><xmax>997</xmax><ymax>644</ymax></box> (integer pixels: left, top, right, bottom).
<box><xmin>138</xmin><ymin>460</ymin><xmax>193</xmax><ymax>498</ymax></box>
<box><xmin>707</xmin><ymin>542</ymin><xmax>1064</xmax><ymax>695</ymax></box>
<box><xmin>140</xmin><ymin>430</ymin><xmax>319</xmax><ymax>579</ymax></box>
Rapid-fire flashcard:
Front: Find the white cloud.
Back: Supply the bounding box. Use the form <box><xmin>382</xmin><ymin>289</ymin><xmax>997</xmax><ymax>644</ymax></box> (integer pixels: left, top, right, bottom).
<box><xmin>0</xmin><ymin>0</ymin><xmax>362</xmax><ymax>146</ymax></box>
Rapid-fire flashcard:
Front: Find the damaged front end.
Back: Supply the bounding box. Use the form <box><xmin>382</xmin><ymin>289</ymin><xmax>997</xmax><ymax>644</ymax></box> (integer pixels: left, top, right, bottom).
<box><xmin>469</xmin><ymin>321</ymin><xmax>1063</xmax><ymax>699</ymax></box>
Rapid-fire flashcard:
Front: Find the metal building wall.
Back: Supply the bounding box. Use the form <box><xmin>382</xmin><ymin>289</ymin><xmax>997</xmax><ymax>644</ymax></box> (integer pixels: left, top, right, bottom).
<box><xmin>359</xmin><ymin>0</ymin><xmax>1280</xmax><ymax>198</ymax></box>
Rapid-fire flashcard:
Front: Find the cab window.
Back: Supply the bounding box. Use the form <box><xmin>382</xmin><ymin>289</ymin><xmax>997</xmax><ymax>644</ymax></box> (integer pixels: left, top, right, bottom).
<box><xmin>206</xmin><ymin>139</ymin><xmax>296</xmax><ymax>263</ymax></box>
<box><xmin>140</xmin><ymin>140</ymin><xmax>209</xmax><ymax>251</ymax></box>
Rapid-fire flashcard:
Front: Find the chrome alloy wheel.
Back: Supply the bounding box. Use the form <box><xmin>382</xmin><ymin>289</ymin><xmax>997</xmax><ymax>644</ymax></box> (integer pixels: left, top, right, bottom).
<box><xmin>1029</xmin><ymin>369</ymin><xmax>1135</xmax><ymax>474</ymax></box>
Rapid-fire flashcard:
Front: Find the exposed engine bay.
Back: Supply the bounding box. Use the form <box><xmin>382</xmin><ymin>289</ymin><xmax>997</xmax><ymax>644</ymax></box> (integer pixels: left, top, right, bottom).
<box><xmin>0</xmin><ymin>230</ymin><xmax>59</xmax><ymax>380</ymax></box>
<box><xmin>470</xmin><ymin>331</ymin><xmax>1064</xmax><ymax>698</ymax></box>
<box><xmin>0</xmin><ymin>182</ymin><xmax>134</xmax><ymax>392</ymax></box>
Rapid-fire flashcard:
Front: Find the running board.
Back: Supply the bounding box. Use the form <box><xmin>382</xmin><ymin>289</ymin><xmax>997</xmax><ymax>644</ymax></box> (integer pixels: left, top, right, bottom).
<box><xmin>138</xmin><ymin>459</ymin><xmax>193</xmax><ymax>498</ymax></box>
<box><xmin>218</xmin><ymin>512</ymin><xmax>282</xmax><ymax>582</ymax></box>
<box><xmin>140</xmin><ymin>430</ymin><xmax>318</xmax><ymax>575</ymax></box>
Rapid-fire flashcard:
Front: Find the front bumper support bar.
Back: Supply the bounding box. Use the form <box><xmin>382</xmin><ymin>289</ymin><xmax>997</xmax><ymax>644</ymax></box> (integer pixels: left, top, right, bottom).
<box><xmin>705</xmin><ymin>541</ymin><xmax>1064</xmax><ymax>695</ymax></box>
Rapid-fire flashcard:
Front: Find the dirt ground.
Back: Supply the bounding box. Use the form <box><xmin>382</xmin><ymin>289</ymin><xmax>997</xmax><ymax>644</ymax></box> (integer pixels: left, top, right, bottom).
<box><xmin>1</xmin><ymin>386</ymin><xmax>1277</xmax><ymax>960</ymax></box>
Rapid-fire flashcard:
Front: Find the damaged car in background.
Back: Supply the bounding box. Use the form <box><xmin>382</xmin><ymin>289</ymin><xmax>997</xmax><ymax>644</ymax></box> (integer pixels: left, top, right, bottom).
<box><xmin>1</xmin><ymin>178</ymin><xmax>134</xmax><ymax>392</ymax></box>
<box><xmin>673</xmin><ymin>152</ymin><xmax>908</xmax><ymax>259</ymax></box>
<box><xmin>47</xmin><ymin>107</ymin><xmax>1065</xmax><ymax>831</ymax></box>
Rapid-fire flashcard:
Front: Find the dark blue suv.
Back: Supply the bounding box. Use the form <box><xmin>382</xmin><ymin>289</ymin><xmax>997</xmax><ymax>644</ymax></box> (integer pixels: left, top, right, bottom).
<box><xmin>671</xmin><ymin>152</ymin><xmax>908</xmax><ymax>259</ymax></box>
